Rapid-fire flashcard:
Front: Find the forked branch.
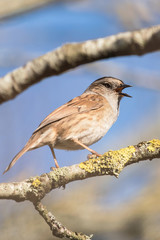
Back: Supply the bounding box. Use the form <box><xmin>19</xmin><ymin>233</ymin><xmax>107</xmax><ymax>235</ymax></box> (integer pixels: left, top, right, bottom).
<box><xmin>0</xmin><ymin>139</ymin><xmax>160</xmax><ymax>239</ymax></box>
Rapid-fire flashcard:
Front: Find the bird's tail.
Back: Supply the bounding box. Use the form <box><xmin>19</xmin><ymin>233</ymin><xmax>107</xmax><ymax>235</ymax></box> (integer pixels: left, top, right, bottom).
<box><xmin>3</xmin><ymin>143</ymin><xmax>32</xmax><ymax>174</ymax></box>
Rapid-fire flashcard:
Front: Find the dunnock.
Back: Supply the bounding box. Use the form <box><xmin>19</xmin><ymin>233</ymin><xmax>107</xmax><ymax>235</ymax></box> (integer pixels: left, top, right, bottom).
<box><xmin>3</xmin><ymin>76</ymin><xmax>131</xmax><ymax>174</ymax></box>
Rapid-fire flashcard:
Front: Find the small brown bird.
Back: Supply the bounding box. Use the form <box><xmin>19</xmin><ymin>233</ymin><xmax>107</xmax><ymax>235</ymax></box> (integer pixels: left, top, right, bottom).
<box><xmin>3</xmin><ymin>76</ymin><xmax>131</xmax><ymax>174</ymax></box>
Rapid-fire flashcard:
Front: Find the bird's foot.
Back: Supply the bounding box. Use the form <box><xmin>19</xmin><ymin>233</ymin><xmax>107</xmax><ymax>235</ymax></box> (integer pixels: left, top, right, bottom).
<box><xmin>87</xmin><ymin>152</ymin><xmax>101</xmax><ymax>160</ymax></box>
<box><xmin>50</xmin><ymin>166</ymin><xmax>56</xmax><ymax>171</ymax></box>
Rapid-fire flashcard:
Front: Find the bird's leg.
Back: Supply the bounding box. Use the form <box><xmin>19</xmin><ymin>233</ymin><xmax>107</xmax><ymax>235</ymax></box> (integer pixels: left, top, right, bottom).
<box><xmin>49</xmin><ymin>146</ymin><xmax>66</xmax><ymax>189</ymax></box>
<box><xmin>73</xmin><ymin>139</ymin><xmax>101</xmax><ymax>157</ymax></box>
<box><xmin>49</xmin><ymin>146</ymin><xmax>60</xmax><ymax>168</ymax></box>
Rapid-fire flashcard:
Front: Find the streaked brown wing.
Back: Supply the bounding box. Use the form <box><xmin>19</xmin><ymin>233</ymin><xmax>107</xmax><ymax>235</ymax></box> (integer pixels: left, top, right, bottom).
<box><xmin>33</xmin><ymin>94</ymin><xmax>104</xmax><ymax>133</ymax></box>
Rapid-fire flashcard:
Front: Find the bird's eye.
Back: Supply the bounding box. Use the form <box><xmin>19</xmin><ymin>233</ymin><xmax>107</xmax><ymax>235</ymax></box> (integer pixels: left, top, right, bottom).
<box><xmin>102</xmin><ymin>83</ymin><xmax>111</xmax><ymax>88</ymax></box>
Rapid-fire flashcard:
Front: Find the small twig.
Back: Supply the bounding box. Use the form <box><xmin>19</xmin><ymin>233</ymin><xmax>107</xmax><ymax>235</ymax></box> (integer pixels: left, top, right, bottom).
<box><xmin>34</xmin><ymin>201</ymin><xmax>92</xmax><ymax>240</ymax></box>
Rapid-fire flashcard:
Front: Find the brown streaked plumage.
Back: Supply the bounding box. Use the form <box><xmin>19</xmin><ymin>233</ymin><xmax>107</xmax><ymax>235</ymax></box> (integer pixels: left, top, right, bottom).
<box><xmin>3</xmin><ymin>76</ymin><xmax>132</xmax><ymax>174</ymax></box>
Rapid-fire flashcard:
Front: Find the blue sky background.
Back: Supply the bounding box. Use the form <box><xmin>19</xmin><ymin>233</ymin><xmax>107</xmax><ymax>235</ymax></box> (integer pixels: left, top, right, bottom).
<box><xmin>0</xmin><ymin>1</ymin><xmax>160</xmax><ymax>210</ymax></box>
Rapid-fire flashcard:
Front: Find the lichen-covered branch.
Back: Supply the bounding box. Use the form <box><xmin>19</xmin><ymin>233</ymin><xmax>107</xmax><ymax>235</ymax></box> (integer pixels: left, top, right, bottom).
<box><xmin>0</xmin><ymin>25</ymin><xmax>160</xmax><ymax>104</ymax></box>
<box><xmin>1</xmin><ymin>139</ymin><xmax>159</xmax><ymax>239</ymax></box>
<box><xmin>79</xmin><ymin>139</ymin><xmax>160</xmax><ymax>176</ymax></box>
<box><xmin>34</xmin><ymin>201</ymin><xmax>92</xmax><ymax>240</ymax></box>
<box><xmin>1</xmin><ymin>139</ymin><xmax>159</xmax><ymax>202</ymax></box>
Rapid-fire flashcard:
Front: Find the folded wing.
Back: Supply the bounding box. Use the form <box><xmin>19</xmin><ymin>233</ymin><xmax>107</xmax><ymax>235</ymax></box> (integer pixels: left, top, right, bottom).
<box><xmin>34</xmin><ymin>94</ymin><xmax>104</xmax><ymax>134</ymax></box>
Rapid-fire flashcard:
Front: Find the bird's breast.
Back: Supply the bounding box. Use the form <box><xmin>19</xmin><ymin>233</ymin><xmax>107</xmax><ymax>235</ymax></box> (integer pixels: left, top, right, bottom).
<box><xmin>79</xmin><ymin>105</ymin><xmax>118</xmax><ymax>146</ymax></box>
<box><xmin>54</xmin><ymin>104</ymin><xmax>118</xmax><ymax>150</ymax></box>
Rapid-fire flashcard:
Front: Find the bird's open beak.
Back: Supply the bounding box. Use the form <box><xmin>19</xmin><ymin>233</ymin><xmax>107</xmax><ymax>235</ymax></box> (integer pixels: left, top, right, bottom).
<box><xmin>116</xmin><ymin>84</ymin><xmax>132</xmax><ymax>98</ymax></box>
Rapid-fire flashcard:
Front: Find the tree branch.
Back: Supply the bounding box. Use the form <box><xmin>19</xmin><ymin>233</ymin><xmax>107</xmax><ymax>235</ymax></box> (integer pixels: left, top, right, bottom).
<box><xmin>1</xmin><ymin>139</ymin><xmax>160</xmax><ymax>239</ymax></box>
<box><xmin>1</xmin><ymin>139</ymin><xmax>160</xmax><ymax>202</ymax></box>
<box><xmin>0</xmin><ymin>0</ymin><xmax>61</xmax><ymax>21</ymax></box>
<box><xmin>0</xmin><ymin>25</ymin><xmax>160</xmax><ymax>104</ymax></box>
<box><xmin>34</xmin><ymin>201</ymin><xmax>92</xmax><ymax>240</ymax></box>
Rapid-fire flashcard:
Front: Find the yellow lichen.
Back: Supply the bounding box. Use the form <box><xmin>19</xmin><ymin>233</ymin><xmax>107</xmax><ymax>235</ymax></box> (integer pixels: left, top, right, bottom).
<box><xmin>79</xmin><ymin>145</ymin><xmax>136</xmax><ymax>174</ymax></box>
<box><xmin>106</xmin><ymin>145</ymin><xmax>136</xmax><ymax>163</ymax></box>
<box><xmin>147</xmin><ymin>139</ymin><xmax>160</xmax><ymax>152</ymax></box>
<box><xmin>79</xmin><ymin>156</ymin><xmax>101</xmax><ymax>173</ymax></box>
<box><xmin>32</xmin><ymin>178</ymin><xmax>41</xmax><ymax>187</ymax></box>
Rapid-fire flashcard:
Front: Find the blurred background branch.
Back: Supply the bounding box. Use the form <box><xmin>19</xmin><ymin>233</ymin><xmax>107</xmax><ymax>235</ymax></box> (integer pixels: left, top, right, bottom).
<box><xmin>0</xmin><ymin>0</ymin><xmax>75</xmax><ymax>21</ymax></box>
<box><xmin>0</xmin><ymin>25</ymin><xmax>160</xmax><ymax>105</ymax></box>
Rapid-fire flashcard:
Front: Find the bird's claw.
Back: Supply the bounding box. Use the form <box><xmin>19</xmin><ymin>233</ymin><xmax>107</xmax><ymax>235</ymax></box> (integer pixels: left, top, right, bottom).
<box><xmin>87</xmin><ymin>153</ymin><xmax>101</xmax><ymax>160</ymax></box>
